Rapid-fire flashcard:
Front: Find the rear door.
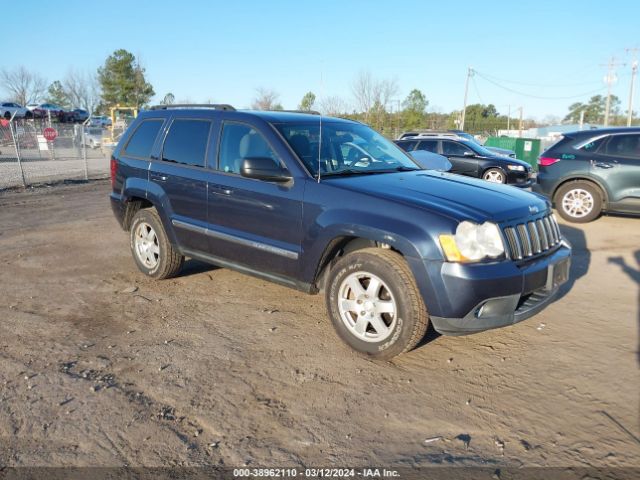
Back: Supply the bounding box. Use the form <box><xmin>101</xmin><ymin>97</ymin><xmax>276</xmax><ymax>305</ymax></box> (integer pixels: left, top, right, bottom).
<box><xmin>441</xmin><ymin>140</ymin><xmax>479</xmax><ymax>176</ymax></box>
<box><xmin>591</xmin><ymin>133</ymin><xmax>640</xmax><ymax>212</ymax></box>
<box><xmin>150</xmin><ymin>117</ymin><xmax>213</xmax><ymax>252</ymax></box>
<box><xmin>205</xmin><ymin>120</ymin><xmax>304</xmax><ymax>279</ymax></box>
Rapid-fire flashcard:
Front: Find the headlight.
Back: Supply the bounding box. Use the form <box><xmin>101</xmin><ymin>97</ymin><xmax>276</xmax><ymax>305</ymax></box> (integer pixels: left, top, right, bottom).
<box><xmin>507</xmin><ymin>164</ymin><xmax>525</xmax><ymax>171</ymax></box>
<box><xmin>439</xmin><ymin>221</ymin><xmax>505</xmax><ymax>262</ymax></box>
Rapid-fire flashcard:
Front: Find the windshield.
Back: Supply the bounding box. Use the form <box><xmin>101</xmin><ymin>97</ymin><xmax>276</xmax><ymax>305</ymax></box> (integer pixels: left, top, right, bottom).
<box><xmin>463</xmin><ymin>139</ymin><xmax>498</xmax><ymax>157</ymax></box>
<box><xmin>275</xmin><ymin>121</ymin><xmax>420</xmax><ymax>177</ymax></box>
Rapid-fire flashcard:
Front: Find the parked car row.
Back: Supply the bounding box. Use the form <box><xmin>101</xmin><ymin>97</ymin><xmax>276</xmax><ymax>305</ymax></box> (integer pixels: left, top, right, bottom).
<box><xmin>397</xmin><ymin>127</ymin><xmax>640</xmax><ymax>224</ymax></box>
<box><xmin>0</xmin><ymin>101</ymin><xmax>109</xmax><ymax>125</ymax></box>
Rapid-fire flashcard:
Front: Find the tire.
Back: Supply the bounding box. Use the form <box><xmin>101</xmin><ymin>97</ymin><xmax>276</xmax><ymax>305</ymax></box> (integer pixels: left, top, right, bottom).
<box><xmin>482</xmin><ymin>168</ymin><xmax>506</xmax><ymax>183</ymax></box>
<box><xmin>554</xmin><ymin>181</ymin><xmax>603</xmax><ymax>223</ymax></box>
<box><xmin>129</xmin><ymin>208</ymin><xmax>184</xmax><ymax>279</ymax></box>
<box><xmin>325</xmin><ymin>248</ymin><xmax>428</xmax><ymax>359</ymax></box>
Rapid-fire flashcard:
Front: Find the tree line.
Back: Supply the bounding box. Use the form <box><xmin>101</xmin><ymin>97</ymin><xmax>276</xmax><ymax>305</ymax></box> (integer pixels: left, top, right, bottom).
<box><xmin>2</xmin><ymin>49</ymin><xmax>633</xmax><ymax>134</ymax></box>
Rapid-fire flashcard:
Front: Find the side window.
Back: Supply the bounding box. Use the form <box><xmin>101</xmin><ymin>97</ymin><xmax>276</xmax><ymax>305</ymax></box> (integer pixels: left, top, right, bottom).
<box><xmin>417</xmin><ymin>140</ymin><xmax>438</xmax><ymax>153</ymax></box>
<box><xmin>162</xmin><ymin>119</ymin><xmax>211</xmax><ymax>167</ymax></box>
<box><xmin>442</xmin><ymin>141</ymin><xmax>472</xmax><ymax>156</ymax></box>
<box><xmin>579</xmin><ymin>137</ymin><xmax>606</xmax><ymax>152</ymax></box>
<box><xmin>124</xmin><ymin>120</ymin><xmax>163</xmax><ymax>158</ymax></box>
<box><xmin>603</xmin><ymin>134</ymin><xmax>640</xmax><ymax>159</ymax></box>
<box><xmin>218</xmin><ymin>122</ymin><xmax>279</xmax><ymax>174</ymax></box>
<box><xmin>396</xmin><ymin>140</ymin><xmax>417</xmax><ymax>151</ymax></box>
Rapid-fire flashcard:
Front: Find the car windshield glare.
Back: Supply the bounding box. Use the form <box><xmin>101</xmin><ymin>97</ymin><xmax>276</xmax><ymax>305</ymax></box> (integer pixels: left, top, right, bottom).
<box><xmin>275</xmin><ymin>121</ymin><xmax>419</xmax><ymax>177</ymax></box>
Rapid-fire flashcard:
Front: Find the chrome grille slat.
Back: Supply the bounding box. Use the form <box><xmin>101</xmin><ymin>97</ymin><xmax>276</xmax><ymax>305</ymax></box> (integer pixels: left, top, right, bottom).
<box><xmin>505</xmin><ymin>227</ymin><xmax>522</xmax><ymax>260</ymax></box>
<box><xmin>517</xmin><ymin>224</ymin><xmax>533</xmax><ymax>257</ymax></box>
<box><xmin>542</xmin><ymin>217</ymin><xmax>555</xmax><ymax>245</ymax></box>
<box><xmin>527</xmin><ymin>221</ymin><xmax>541</xmax><ymax>254</ymax></box>
<box><xmin>503</xmin><ymin>213</ymin><xmax>561</xmax><ymax>261</ymax></box>
<box><xmin>536</xmin><ymin>219</ymin><xmax>549</xmax><ymax>250</ymax></box>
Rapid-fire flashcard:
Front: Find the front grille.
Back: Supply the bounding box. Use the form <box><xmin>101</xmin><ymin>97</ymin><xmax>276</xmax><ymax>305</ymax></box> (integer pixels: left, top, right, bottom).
<box><xmin>503</xmin><ymin>214</ymin><xmax>561</xmax><ymax>260</ymax></box>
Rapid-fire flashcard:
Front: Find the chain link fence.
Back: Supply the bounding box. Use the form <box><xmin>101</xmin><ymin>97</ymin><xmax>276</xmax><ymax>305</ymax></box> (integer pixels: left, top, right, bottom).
<box><xmin>0</xmin><ymin>117</ymin><xmax>116</xmax><ymax>190</ymax></box>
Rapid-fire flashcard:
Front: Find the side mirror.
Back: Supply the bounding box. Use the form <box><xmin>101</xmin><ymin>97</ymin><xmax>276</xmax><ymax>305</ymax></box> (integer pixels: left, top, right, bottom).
<box><xmin>241</xmin><ymin>157</ymin><xmax>292</xmax><ymax>183</ymax></box>
<box><xmin>409</xmin><ymin>150</ymin><xmax>452</xmax><ymax>171</ymax></box>
<box><xmin>463</xmin><ymin>151</ymin><xmax>475</xmax><ymax>157</ymax></box>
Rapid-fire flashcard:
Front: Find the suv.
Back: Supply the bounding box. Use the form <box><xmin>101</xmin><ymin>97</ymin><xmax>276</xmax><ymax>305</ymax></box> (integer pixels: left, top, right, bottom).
<box><xmin>110</xmin><ymin>105</ymin><xmax>571</xmax><ymax>359</ymax></box>
<box><xmin>534</xmin><ymin>127</ymin><xmax>640</xmax><ymax>223</ymax></box>
<box><xmin>395</xmin><ymin>135</ymin><xmax>533</xmax><ymax>187</ymax></box>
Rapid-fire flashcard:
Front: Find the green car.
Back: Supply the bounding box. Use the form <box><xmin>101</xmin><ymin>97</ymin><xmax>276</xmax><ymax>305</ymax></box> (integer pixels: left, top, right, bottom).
<box><xmin>534</xmin><ymin>127</ymin><xmax>640</xmax><ymax>223</ymax></box>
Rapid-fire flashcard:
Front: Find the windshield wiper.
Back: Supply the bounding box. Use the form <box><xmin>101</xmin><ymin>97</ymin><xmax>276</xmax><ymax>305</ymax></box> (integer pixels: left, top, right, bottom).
<box><xmin>322</xmin><ymin>166</ymin><xmax>420</xmax><ymax>177</ymax></box>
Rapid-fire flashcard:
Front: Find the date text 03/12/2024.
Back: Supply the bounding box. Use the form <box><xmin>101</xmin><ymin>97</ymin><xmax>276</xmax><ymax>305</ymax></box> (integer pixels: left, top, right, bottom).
<box><xmin>233</xmin><ymin>468</ymin><xmax>400</xmax><ymax>478</ymax></box>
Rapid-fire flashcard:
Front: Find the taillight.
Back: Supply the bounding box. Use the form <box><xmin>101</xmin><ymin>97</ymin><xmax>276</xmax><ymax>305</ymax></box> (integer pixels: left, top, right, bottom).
<box><xmin>538</xmin><ymin>156</ymin><xmax>560</xmax><ymax>167</ymax></box>
<box><xmin>110</xmin><ymin>156</ymin><xmax>118</xmax><ymax>188</ymax></box>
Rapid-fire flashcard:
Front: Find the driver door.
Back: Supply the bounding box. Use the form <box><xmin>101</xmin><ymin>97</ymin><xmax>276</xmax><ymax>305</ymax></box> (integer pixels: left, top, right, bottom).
<box><xmin>441</xmin><ymin>140</ymin><xmax>479</xmax><ymax>177</ymax></box>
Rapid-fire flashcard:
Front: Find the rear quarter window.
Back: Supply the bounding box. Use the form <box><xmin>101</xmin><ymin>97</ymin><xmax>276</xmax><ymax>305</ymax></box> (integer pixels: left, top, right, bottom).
<box><xmin>124</xmin><ymin>120</ymin><xmax>164</xmax><ymax>158</ymax></box>
<box><xmin>161</xmin><ymin>119</ymin><xmax>211</xmax><ymax>167</ymax></box>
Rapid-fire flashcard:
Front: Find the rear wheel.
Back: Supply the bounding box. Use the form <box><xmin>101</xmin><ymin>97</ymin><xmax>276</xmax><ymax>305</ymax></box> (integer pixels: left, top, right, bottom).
<box><xmin>554</xmin><ymin>181</ymin><xmax>603</xmax><ymax>223</ymax></box>
<box><xmin>325</xmin><ymin>248</ymin><xmax>428</xmax><ymax>359</ymax></box>
<box><xmin>482</xmin><ymin>168</ymin><xmax>506</xmax><ymax>183</ymax></box>
<box><xmin>129</xmin><ymin>208</ymin><xmax>184</xmax><ymax>279</ymax></box>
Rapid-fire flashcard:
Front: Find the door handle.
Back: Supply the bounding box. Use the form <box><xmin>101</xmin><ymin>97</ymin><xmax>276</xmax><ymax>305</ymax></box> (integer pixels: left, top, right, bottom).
<box><xmin>210</xmin><ymin>184</ymin><xmax>233</xmax><ymax>195</ymax></box>
<box><xmin>151</xmin><ymin>174</ymin><xmax>168</xmax><ymax>182</ymax></box>
<box><xmin>593</xmin><ymin>162</ymin><xmax>613</xmax><ymax>169</ymax></box>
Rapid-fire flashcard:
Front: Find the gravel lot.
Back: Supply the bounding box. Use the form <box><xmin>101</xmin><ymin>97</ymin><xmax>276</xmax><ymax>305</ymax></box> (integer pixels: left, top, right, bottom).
<box><xmin>0</xmin><ymin>181</ymin><xmax>638</xmax><ymax>472</ymax></box>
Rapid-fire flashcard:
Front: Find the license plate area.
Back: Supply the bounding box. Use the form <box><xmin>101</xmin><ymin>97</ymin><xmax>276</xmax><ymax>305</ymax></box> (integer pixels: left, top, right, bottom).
<box><xmin>545</xmin><ymin>257</ymin><xmax>570</xmax><ymax>290</ymax></box>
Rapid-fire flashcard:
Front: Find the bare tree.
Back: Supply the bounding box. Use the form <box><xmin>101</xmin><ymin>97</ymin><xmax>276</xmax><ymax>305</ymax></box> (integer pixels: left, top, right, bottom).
<box><xmin>251</xmin><ymin>87</ymin><xmax>283</xmax><ymax>110</ymax></box>
<box><xmin>351</xmin><ymin>71</ymin><xmax>398</xmax><ymax>121</ymax></box>
<box><xmin>0</xmin><ymin>66</ymin><xmax>47</xmax><ymax>106</ymax></box>
<box><xmin>351</xmin><ymin>71</ymin><xmax>375</xmax><ymax>118</ymax></box>
<box><xmin>319</xmin><ymin>96</ymin><xmax>350</xmax><ymax>116</ymax></box>
<box><xmin>63</xmin><ymin>69</ymin><xmax>100</xmax><ymax>113</ymax></box>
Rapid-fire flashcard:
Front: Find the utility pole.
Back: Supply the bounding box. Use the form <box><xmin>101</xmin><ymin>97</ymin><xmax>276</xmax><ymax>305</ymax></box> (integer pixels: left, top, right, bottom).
<box><xmin>460</xmin><ymin>67</ymin><xmax>473</xmax><ymax>132</ymax></box>
<box><xmin>626</xmin><ymin>47</ymin><xmax>639</xmax><ymax>127</ymax></box>
<box><xmin>601</xmin><ymin>56</ymin><xmax>625</xmax><ymax>126</ymax></box>
<box><xmin>507</xmin><ymin>104</ymin><xmax>511</xmax><ymax>131</ymax></box>
<box><xmin>518</xmin><ymin>107</ymin><xmax>523</xmax><ymax>138</ymax></box>
<box><xmin>579</xmin><ymin>110</ymin><xmax>585</xmax><ymax>130</ymax></box>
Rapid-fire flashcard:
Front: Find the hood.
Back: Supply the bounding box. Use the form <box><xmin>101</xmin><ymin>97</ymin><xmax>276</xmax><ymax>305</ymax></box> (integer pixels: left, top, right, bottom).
<box><xmin>486</xmin><ymin>146</ymin><xmax>516</xmax><ymax>157</ymax></box>
<box><xmin>323</xmin><ymin>171</ymin><xmax>549</xmax><ymax>224</ymax></box>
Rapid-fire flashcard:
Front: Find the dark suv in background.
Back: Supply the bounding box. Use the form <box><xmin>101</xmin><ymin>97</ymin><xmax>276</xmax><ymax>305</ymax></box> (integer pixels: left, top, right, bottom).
<box><xmin>110</xmin><ymin>105</ymin><xmax>570</xmax><ymax>359</ymax></box>
<box><xmin>534</xmin><ymin>127</ymin><xmax>640</xmax><ymax>223</ymax></box>
<box><xmin>395</xmin><ymin>134</ymin><xmax>533</xmax><ymax>187</ymax></box>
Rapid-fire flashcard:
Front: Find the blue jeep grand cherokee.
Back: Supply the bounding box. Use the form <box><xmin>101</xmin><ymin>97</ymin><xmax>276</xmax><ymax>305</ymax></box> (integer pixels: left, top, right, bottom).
<box><xmin>110</xmin><ymin>105</ymin><xmax>571</xmax><ymax>359</ymax></box>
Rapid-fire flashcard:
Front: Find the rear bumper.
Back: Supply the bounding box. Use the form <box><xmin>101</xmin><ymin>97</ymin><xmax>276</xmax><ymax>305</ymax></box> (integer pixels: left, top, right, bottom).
<box><xmin>427</xmin><ymin>243</ymin><xmax>571</xmax><ymax>335</ymax></box>
<box><xmin>110</xmin><ymin>192</ymin><xmax>127</xmax><ymax>230</ymax></box>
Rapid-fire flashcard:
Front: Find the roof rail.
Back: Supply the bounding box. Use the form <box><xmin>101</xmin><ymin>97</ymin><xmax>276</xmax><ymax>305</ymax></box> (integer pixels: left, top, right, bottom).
<box><xmin>150</xmin><ymin>104</ymin><xmax>236</xmax><ymax>111</ymax></box>
<box><xmin>273</xmin><ymin>109</ymin><xmax>321</xmax><ymax>115</ymax></box>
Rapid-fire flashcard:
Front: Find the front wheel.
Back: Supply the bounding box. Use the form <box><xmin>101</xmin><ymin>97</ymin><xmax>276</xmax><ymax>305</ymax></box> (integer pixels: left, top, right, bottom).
<box><xmin>129</xmin><ymin>208</ymin><xmax>184</xmax><ymax>279</ymax></box>
<box><xmin>482</xmin><ymin>168</ymin><xmax>506</xmax><ymax>183</ymax></box>
<box><xmin>554</xmin><ymin>181</ymin><xmax>603</xmax><ymax>223</ymax></box>
<box><xmin>325</xmin><ymin>248</ymin><xmax>428</xmax><ymax>359</ymax></box>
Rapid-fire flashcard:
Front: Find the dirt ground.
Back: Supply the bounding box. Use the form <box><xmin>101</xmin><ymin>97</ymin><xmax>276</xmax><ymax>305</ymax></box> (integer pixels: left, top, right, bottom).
<box><xmin>0</xmin><ymin>180</ymin><xmax>638</xmax><ymax>472</ymax></box>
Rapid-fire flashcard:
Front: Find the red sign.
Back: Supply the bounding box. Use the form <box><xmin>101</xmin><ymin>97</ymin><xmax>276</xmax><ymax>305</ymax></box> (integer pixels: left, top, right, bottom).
<box><xmin>43</xmin><ymin>127</ymin><xmax>57</xmax><ymax>142</ymax></box>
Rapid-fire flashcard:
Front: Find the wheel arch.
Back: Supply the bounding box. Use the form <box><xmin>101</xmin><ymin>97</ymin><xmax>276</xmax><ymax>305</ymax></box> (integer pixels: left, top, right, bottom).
<box><xmin>552</xmin><ymin>176</ymin><xmax>609</xmax><ymax>207</ymax></box>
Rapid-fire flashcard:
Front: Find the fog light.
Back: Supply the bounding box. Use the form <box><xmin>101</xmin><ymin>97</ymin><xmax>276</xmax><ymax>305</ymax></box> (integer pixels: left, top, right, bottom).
<box><xmin>475</xmin><ymin>303</ymin><xmax>486</xmax><ymax>318</ymax></box>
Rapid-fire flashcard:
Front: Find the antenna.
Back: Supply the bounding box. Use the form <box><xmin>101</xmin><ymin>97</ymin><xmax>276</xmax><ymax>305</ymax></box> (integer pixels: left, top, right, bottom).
<box><xmin>317</xmin><ymin>68</ymin><xmax>324</xmax><ymax>183</ymax></box>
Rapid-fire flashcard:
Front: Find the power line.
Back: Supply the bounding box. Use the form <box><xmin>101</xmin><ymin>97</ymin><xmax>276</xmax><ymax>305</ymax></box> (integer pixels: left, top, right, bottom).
<box><xmin>475</xmin><ymin>70</ymin><xmax>603</xmax><ymax>88</ymax></box>
<box><xmin>474</xmin><ymin>71</ymin><xmax>608</xmax><ymax>100</ymax></box>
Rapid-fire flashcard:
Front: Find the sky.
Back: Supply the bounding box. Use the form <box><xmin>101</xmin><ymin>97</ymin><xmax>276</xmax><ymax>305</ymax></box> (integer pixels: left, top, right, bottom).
<box><xmin>3</xmin><ymin>0</ymin><xmax>640</xmax><ymax>121</ymax></box>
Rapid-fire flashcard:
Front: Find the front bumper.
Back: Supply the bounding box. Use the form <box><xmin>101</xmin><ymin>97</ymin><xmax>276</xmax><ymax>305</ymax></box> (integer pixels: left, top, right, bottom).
<box><xmin>507</xmin><ymin>170</ymin><xmax>534</xmax><ymax>188</ymax></box>
<box><xmin>427</xmin><ymin>242</ymin><xmax>571</xmax><ymax>335</ymax></box>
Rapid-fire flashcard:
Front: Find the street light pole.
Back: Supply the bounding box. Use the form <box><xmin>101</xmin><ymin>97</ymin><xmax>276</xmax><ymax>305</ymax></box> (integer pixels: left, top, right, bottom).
<box><xmin>460</xmin><ymin>67</ymin><xmax>473</xmax><ymax>132</ymax></box>
<box><xmin>626</xmin><ymin>47</ymin><xmax>639</xmax><ymax>127</ymax></box>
